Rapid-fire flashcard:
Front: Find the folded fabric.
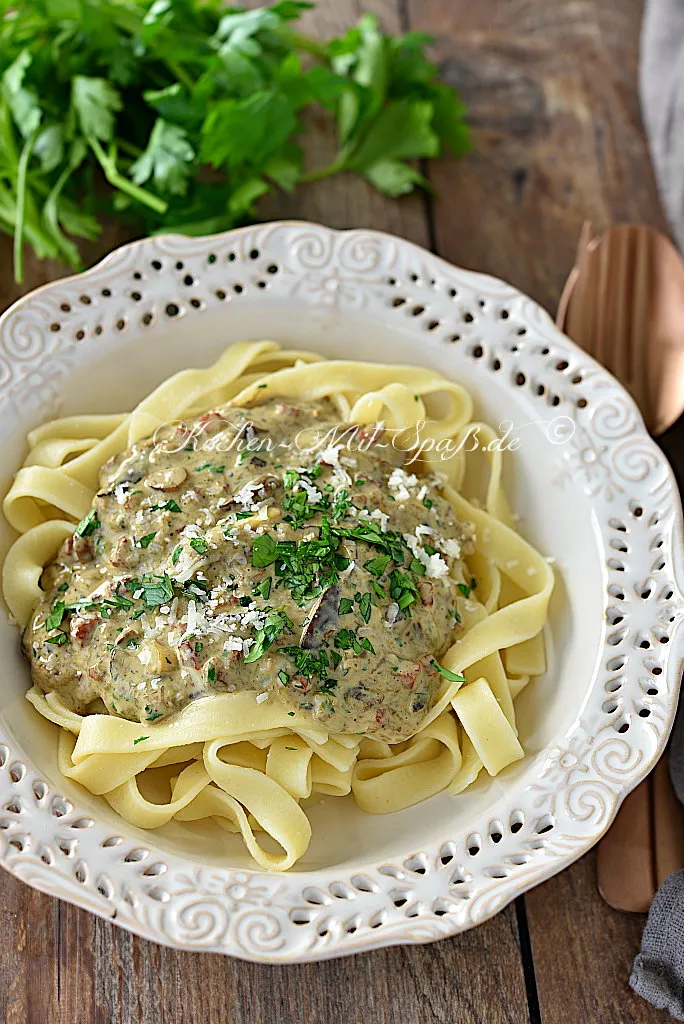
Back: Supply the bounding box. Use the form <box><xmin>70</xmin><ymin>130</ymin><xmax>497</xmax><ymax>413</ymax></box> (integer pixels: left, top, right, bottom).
<box><xmin>631</xmin><ymin>869</ymin><xmax>684</xmax><ymax>1019</ymax></box>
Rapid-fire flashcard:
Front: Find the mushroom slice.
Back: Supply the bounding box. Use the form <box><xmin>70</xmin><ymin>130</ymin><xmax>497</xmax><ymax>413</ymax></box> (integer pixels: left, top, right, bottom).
<box><xmin>146</xmin><ymin>466</ymin><xmax>188</xmax><ymax>491</ymax></box>
<box><xmin>300</xmin><ymin>584</ymin><xmax>340</xmax><ymax>650</ymax></box>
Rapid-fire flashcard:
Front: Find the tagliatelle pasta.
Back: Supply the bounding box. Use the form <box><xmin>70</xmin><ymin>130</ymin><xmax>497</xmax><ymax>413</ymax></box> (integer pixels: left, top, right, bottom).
<box><xmin>2</xmin><ymin>341</ymin><xmax>554</xmax><ymax>870</ymax></box>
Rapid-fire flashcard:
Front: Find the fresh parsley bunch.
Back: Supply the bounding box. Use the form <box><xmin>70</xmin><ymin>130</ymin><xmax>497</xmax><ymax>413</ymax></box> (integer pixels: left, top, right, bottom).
<box><xmin>0</xmin><ymin>0</ymin><xmax>469</xmax><ymax>282</ymax></box>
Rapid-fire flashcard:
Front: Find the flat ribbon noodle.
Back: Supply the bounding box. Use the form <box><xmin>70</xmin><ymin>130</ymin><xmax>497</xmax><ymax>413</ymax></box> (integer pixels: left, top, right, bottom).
<box><xmin>5</xmin><ymin>342</ymin><xmax>555</xmax><ymax>870</ymax></box>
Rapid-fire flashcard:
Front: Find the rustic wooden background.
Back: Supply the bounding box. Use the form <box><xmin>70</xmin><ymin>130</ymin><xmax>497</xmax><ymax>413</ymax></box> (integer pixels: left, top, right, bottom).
<box><xmin>0</xmin><ymin>1</ymin><xmax>678</xmax><ymax>1021</ymax></box>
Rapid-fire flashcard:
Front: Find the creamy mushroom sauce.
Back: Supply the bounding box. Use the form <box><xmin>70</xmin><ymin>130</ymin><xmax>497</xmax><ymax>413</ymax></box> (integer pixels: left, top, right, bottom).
<box><xmin>25</xmin><ymin>399</ymin><xmax>474</xmax><ymax>743</ymax></box>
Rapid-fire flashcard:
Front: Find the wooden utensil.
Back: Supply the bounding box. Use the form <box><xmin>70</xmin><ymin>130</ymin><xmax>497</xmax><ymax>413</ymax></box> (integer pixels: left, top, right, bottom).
<box><xmin>557</xmin><ymin>221</ymin><xmax>684</xmax><ymax>911</ymax></box>
<box><xmin>557</xmin><ymin>221</ymin><xmax>684</xmax><ymax>435</ymax></box>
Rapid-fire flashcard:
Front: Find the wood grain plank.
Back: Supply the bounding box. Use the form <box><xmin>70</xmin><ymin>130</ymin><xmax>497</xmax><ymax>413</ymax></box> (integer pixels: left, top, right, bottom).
<box><xmin>0</xmin><ymin>883</ymin><xmax>60</xmax><ymax>1024</ymax></box>
<box><xmin>525</xmin><ymin>853</ymin><xmax>665</xmax><ymax>1024</ymax></box>
<box><xmin>73</xmin><ymin>902</ymin><xmax>526</xmax><ymax>1024</ymax></box>
<box><xmin>407</xmin><ymin>0</ymin><xmax>668</xmax><ymax>313</ymax></box>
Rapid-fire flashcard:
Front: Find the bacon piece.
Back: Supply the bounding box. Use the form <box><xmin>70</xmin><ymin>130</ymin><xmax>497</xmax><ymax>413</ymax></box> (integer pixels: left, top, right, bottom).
<box><xmin>70</xmin><ymin>613</ymin><xmax>99</xmax><ymax>648</ymax></box>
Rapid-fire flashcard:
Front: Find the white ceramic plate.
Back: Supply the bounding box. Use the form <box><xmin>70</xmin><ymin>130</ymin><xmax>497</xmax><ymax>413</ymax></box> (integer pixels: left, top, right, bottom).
<box><xmin>0</xmin><ymin>222</ymin><xmax>682</xmax><ymax>961</ymax></box>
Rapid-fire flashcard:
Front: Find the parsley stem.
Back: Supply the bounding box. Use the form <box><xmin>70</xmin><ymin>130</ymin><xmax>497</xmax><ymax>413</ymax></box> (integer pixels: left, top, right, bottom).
<box><xmin>116</xmin><ymin>137</ymin><xmax>143</xmax><ymax>159</ymax></box>
<box><xmin>13</xmin><ymin>127</ymin><xmax>39</xmax><ymax>284</ymax></box>
<box><xmin>165</xmin><ymin>60</ymin><xmax>195</xmax><ymax>91</ymax></box>
<box><xmin>287</xmin><ymin>31</ymin><xmax>329</xmax><ymax>60</ymax></box>
<box><xmin>88</xmin><ymin>137</ymin><xmax>168</xmax><ymax>215</ymax></box>
<box><xmin>300</xmin><ymin>157</ymin><xmax>348</xmax><ymax>184</ymax></box>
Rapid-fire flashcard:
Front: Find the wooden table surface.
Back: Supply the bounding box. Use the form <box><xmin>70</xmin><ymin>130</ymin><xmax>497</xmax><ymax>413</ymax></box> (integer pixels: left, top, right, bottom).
<box><xmin>0</xmin><ymin>1</ymin><xmax>679</xmax><ymax>1022</ymax></box>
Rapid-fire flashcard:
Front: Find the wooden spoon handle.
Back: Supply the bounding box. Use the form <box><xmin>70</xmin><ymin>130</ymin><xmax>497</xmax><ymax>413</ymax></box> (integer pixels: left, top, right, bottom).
<box><xmin>597</xmin><ymin>778</ymin><xmax>656</xmax><ymax>913</ymax></box>
<box><xmin>653</xmin><ymin>756</ymin><xmax>684</xmax><ymax>885</ymax></box>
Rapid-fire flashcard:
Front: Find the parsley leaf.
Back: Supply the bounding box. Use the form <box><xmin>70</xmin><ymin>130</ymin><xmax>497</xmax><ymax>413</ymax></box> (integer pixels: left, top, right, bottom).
<box><xmin>46</xmin><ymin>600</ymin><xmax>66</xmax><ymax>632</ymax></box>
<box><xmin>0</xmin><ymin>4</ymin><xmax>468</xmax><ymax>284</ymax></box>
<box><xmin>126</xmin><ymin>574</ymin><xmax>174</xmax><ymax>609</ymax></box>
<box><xmin>131</xmin><ymin>119</ymin><xmax>195</xmax><ymax>196</ymax></box>
<box><xmin>137</xmin><ymin>532</ymin><xmax>157</xmax><ymax>548</ymax></box>
<box><xmin>358</xmin><ymin>592</ymin><xmax>372</xmax><ymax>623</ymax></box>
<box><xmin>152</xmin><ymin>499</ymin><xmax>181</xmax><ymax>513</ymax></box>
<box><xmin>252</xmin><ymin>533</ymin><xmax>278</xmax><ymax>568</ymax></box>
<box><xmin>364</xmin><ymin>554</ymin><xmax>391</xmax><ymax>577</ymax></box>
<box><xmin>190</xmin><ymin>537</ymin><xmax>208</xmax><ymax>554</ymax></box>
<box><xmin>431</xmin><ymin>660</ymin><xmax>466</xmax><ymax>683</ymax></box>
<box><xmin>71</xmin><ymin>76</ymin><xmax>122</xmax><ymax>142</ymax></box>
<box><xmin>46</xmin><ymin>632</ymin><xmax>68</xmax><ymax>645</ymax></box>
<box><xmin>75</xmin><ymin>509</ymin><xmax>99</xmax><ymax>537</ymax></box>
<box><xmin>244</xmin><ymin>610</ymin><xmax>292</xmax><ymax>663</ymax></box>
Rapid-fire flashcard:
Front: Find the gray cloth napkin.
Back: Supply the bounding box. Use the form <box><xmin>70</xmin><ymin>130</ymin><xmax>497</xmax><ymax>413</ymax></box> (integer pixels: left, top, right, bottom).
<box><xmin>629</xmin><ymin>703</ymin><xmax>684</xmax><ymax>1016</ymax></box>
<box><xmin>628</xmin><ymin>4</ymin><xmax>684</xmax><ymax>1014</ymax></box>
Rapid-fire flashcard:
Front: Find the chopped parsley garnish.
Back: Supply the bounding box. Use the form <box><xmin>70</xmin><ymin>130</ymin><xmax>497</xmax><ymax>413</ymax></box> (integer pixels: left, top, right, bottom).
<box><xmin>431</xmin><ymin>660</ymin><xmax>466</xmax><ymax>683</ymax></box>
<box><xmin>278</xmin><ymin>669</ymin><xmax>290</xmax><ymax>686</ymax></box>
<box><xmin>252</xmin><ymin>533</ymin><xmax>278</xmax><ymax>568</ymax></box>
<box><xmin>331</xmin><ymin>489</ymin><xmax>350</xmax><ymax>521</ymax></box>
<box><xmin>75</xmin><ymin>509</ymin><xmax>99</xmax><ymax>537</ymax></box>
<box><xmin>145</xmin><ymin>711</ymin><xmax>164</xmax><ymax>722</ymax></box>
<box><xmin>190</xmin><ymin>537</ymin><xmax>208</xmax><ymax>554</ymax></box>
<box><xmin>287</xmin><ymin>711</ymin><xmax>296</xmax><ymax>716</ymax></box>
<box><xmin>358</xmin><ymin>592</ymin><xmax>372</xmax><ymax>623</ymax></box>
<box><xmin>282</xmin><ymin>469</ymin><xmax>299</xmax><ymax>489</ymax></box>
<box><xmin>338</xmin><ymin>597</ymin><xmax>354</xmax><ymax>615</ymax></box>
<box><xmin>334</xmin><ymin>629</ymin><xmax>375</xmax><ymax>655</ymax></box>
<box><xmin>371</xmin><ymin>580</ymin><xmax>387</xmax><ymax>601</ymax></box>
<box><xmin>235</xmin><ymin>510</ymin><xmax>254</xmax><ymax>520</ymax></box>
<box><xmin>408</xmin><ymin>557</ymin><xmax>426</xmax><ymax>576</ymax></box>
<box><xmin>126</xmin><ymin>574</ymin><xmax>174</xmax><ymax>609</ymax></box>
<box><xmin>207</xmin><ymin>665</ymin><xmax>216</xmax><ymax>682</ymax></box>
<box><xmin>457</xmin><ymin>582</ymin><xmax>471</xmax><ymax>598</ymax></box>
<box><xmin>195</xmin><ymin>462</ymin><xmax>213</xmax><ymax>471</ymax></box>
<box><xmin>280</xmin><ymin>645</ymin><xmax>331</xmax><ymax>680</ymax></box>
<box><xmin>243</xmin><ymin>610</ymin><xmax>292</xmax><ymax>663</ymax></box>
<box><xmin>57</xmin><ymin>582</ymin><xmax>69</xmax><ymax>592</ymax></box>
<box><xmin>46</xmin><ymin>632</ymin><xmax>68</xmax><ymax>645</ymax></box>
<box><xmin>133</xmin><ymin>736</ymin><xmax>149</xmax><ymax>745</ymax></box>
<box><xmin>152</xmin><ymin>499</ymin><xmax>181</xmax><ymax>513</ymax></box>
<box><xmin>282</xmin><ymin>489</ymin><xmax>327</xmax><ymax>527</ymax></box>
<box><xmin>183</xmin><ymin>578</ymin><xmax>209</xmax><ymax>601</ymax></box>
<box><xmin>364</xmin><ymin>554</ymin><xmax>392</xmax><ymax>577</ymax></box>
<box><xmin>137</xmin><ymin>532</ymin><xmax>157</xmax><ymax>548</ymax></box>
<box><xmin>46</xmin><ymin>600</ymin><xmax>66</xmax><ymax>632</ymax></box>
<box><xmin>171</xmin><ymin>545</ymin><xmax>182</xmax><ymax>565</ymax></box>
<box><xmin>389</xmin><ymin>570</ymin><xmax>419</xmax><ymax>612</ymax></box>
<box><xmin>254</xmin><ymin>577</ymin><xmax>272</xmax><ymax>600</ymax></box>
<box><xmin>422</xmin><ymin>496</ymin><xmax>433</xmax><ymax>509</ymax></box>
<box><xmin>194</xmin><ymin>642</ymin><xmax>203</xmax><ymax>653</ymax></box>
